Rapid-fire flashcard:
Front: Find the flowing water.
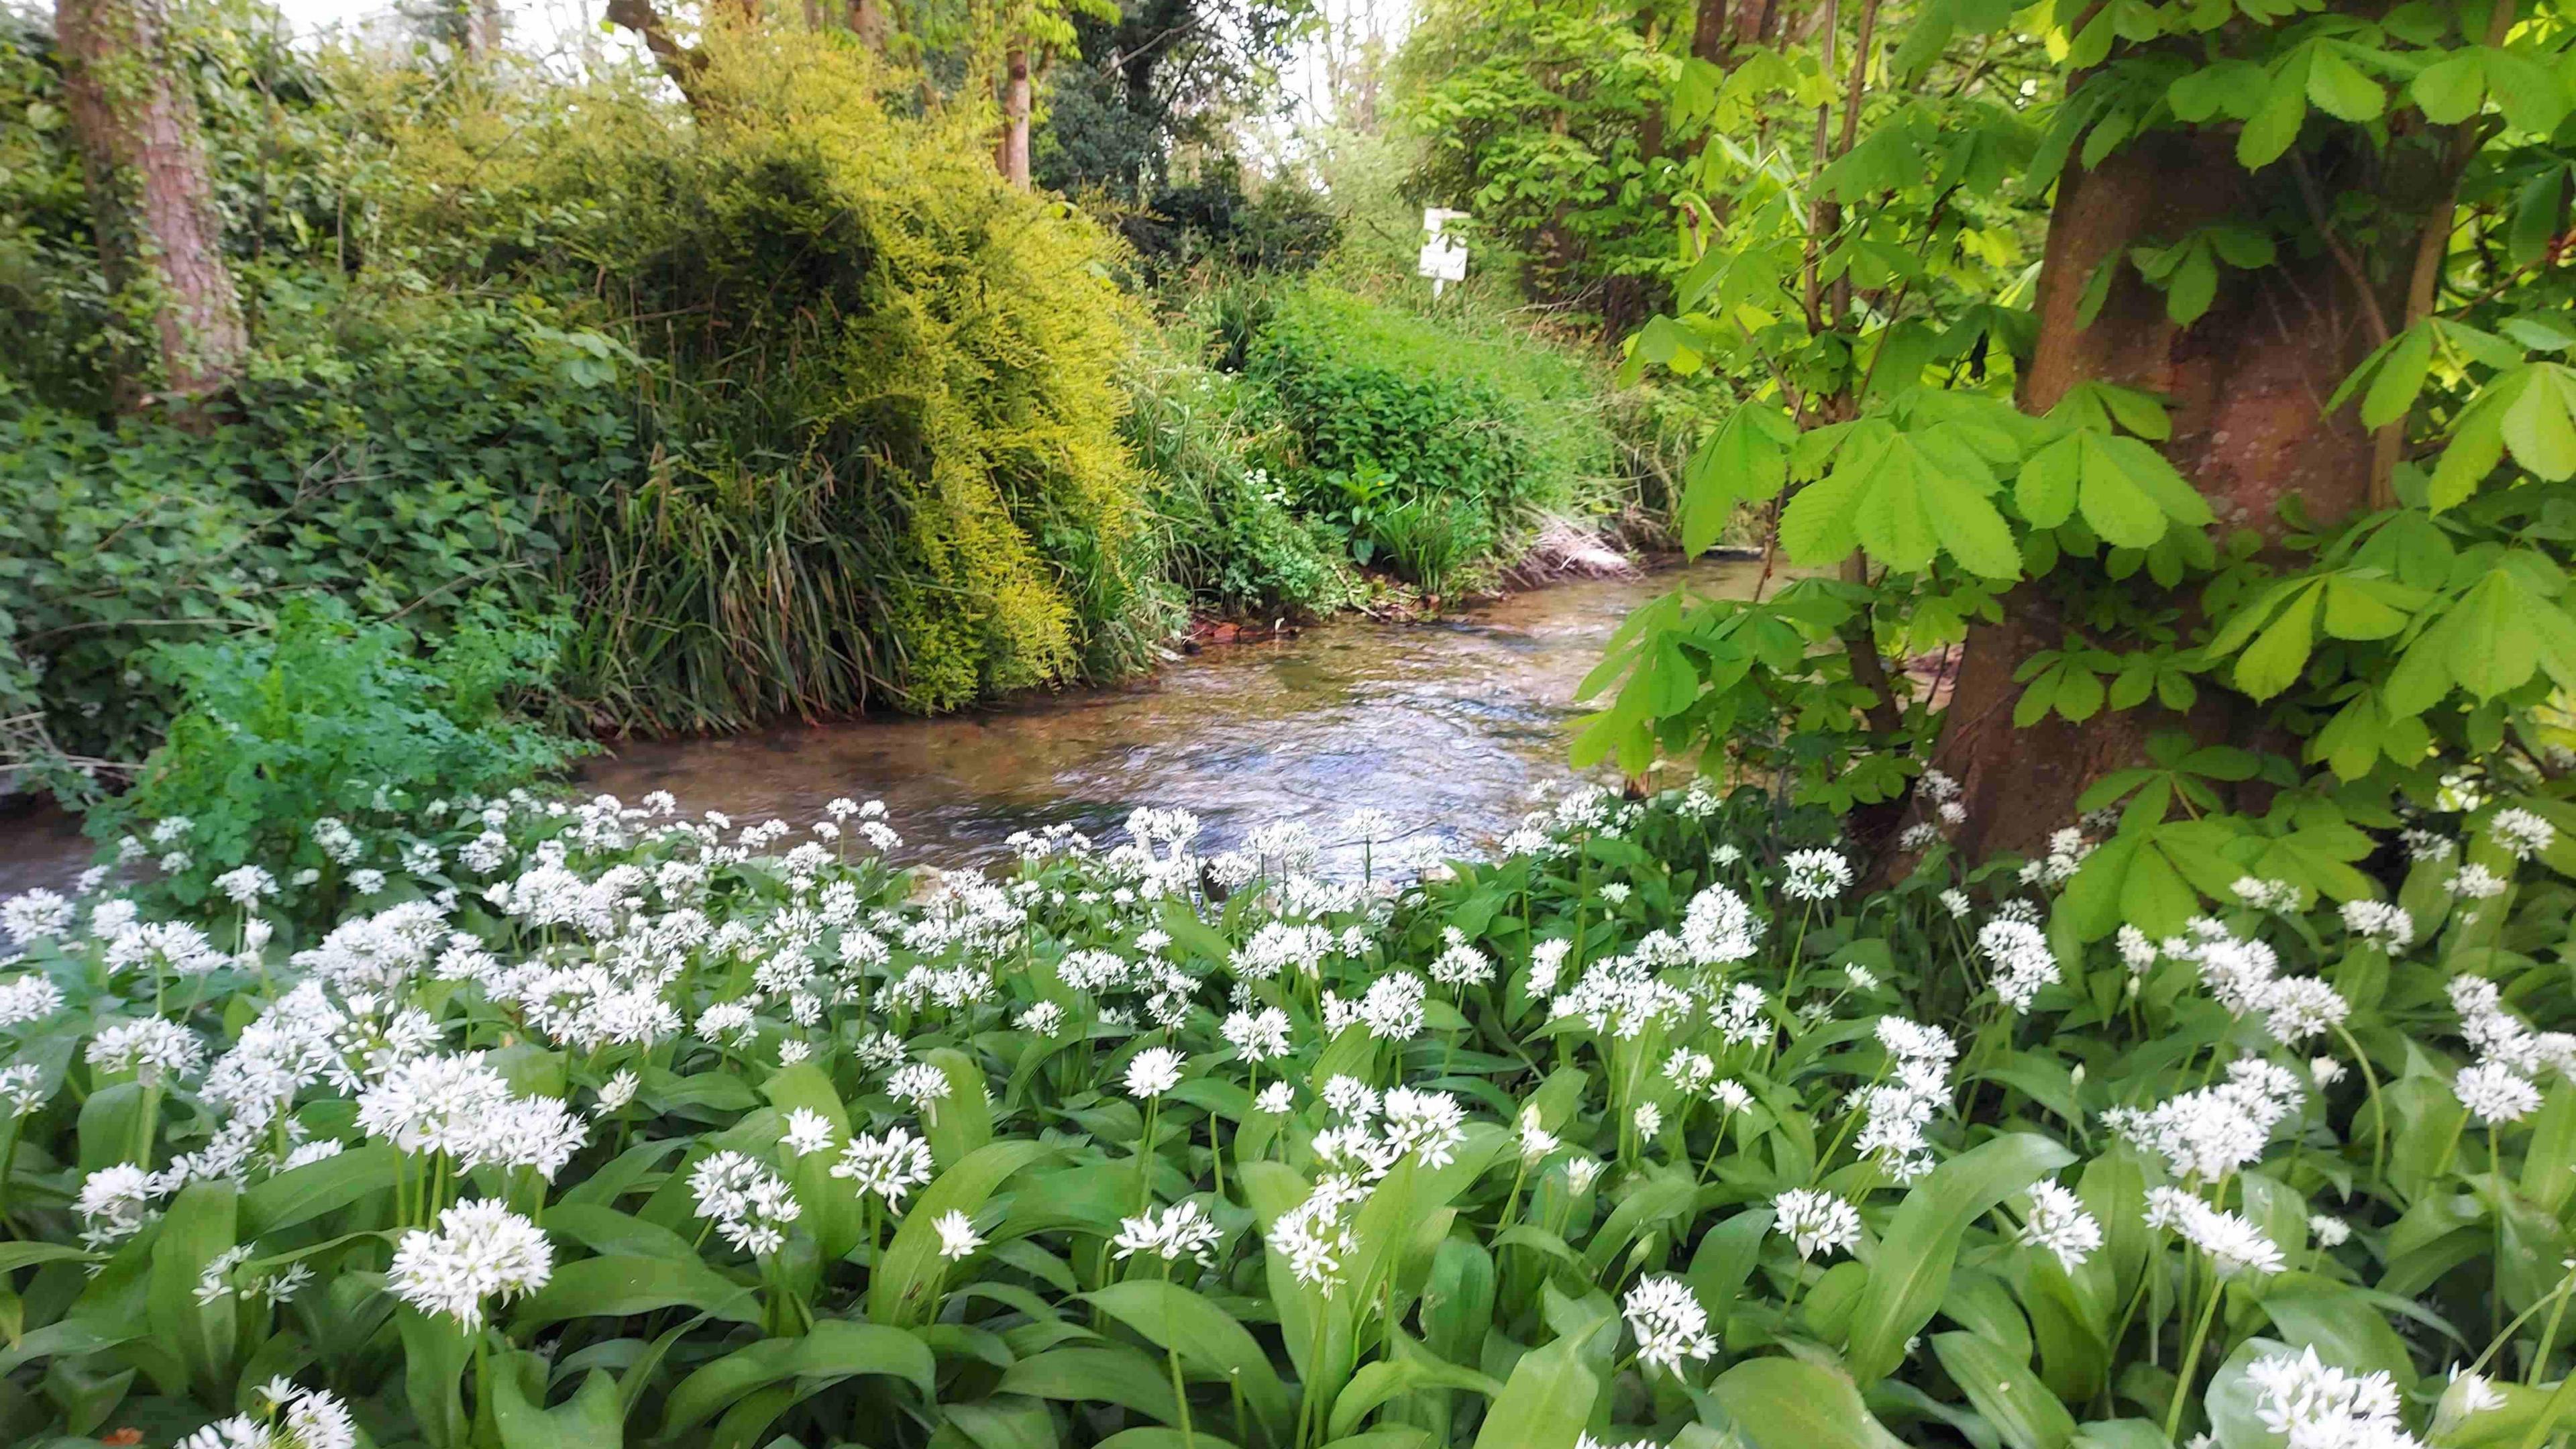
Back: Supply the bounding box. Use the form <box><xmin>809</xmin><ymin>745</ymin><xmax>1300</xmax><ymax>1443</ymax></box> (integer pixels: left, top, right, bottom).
<box><xmin>0</xmin><ymin>559</ymin><xmax>1768</xmax><ymax>892</ymax></box>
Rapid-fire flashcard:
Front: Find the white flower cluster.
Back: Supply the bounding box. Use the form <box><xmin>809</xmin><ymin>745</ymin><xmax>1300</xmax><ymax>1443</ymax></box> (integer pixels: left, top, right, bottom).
<box><xmin>2106</xmin><ymin>1057</ymin><xmax>2304</xmax><ymax>1184</ymax></box>
<box><xmin>388</xmin><ymin>1199</ymin><xmax>555</xmax><ymax>1328</ymax></box>
<box><xmin>1113</xmin><ymin>1200</ymin><xmax>1224</xmax><ymax>1266</ymax></box>
<box><xmin>1974</xmin><ymin>918</ymin><xmax>2060</xmax><ymax>1014</ymax></box>
<box><xmin>2245</xmin><ymin>1346</ymin><xmax>2422</xmax><ymax>1449</ymax></box>
<box><xmin>1621</xmin><ymin>1275</ymin><xmax>1717</xmax><ymax>1375</ymax></box>
<box><xmin>2143</xmin><ymin>1185</ymin><xmax>2284</xmax><ymax>1277</ymax></box>
<box><xmin>689</xmin><ymin>1150</ymin><xmax>804</xmax><ymax>1256</ymax></box>
<box><xmin>1773</xmin><ymin>1187</ymin><xmax>1862</xmax><ymax>1260</ymax></box>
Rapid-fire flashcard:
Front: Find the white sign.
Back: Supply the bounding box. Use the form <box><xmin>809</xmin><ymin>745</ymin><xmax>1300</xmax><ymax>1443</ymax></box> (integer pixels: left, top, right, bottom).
<box><xmin>1417</xmin><ymin>209</ymin><xmax>1470</xmax><ymax>295</ymax></box>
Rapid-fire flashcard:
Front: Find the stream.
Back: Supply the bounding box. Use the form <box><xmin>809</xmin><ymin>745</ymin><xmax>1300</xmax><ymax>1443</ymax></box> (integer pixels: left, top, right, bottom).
<box><xmin>0</xmin><ymin>559</ymin><xmax>1767</xmax><ymax>893</ymax></box>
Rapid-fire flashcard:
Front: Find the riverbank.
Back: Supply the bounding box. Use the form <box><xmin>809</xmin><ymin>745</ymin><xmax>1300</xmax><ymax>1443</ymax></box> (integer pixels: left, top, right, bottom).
<box><xmin>0</xmin><ymin>559</ymin><xmax>1764</xmax><ymax>896</ymax></box>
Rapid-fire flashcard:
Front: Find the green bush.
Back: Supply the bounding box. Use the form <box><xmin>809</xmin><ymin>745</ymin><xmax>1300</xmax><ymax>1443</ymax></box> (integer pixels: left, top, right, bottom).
<box><xmin>0</xmin><ymin>301</ymin><xmax>632</xmax><ymax>776</ymax></box>
<box><xmin>91</xmin><ymin>597</ymin><xmax>582</xmax><ymax>920</ymax></box>
<box><xmin>1242</xmin><ymin>284</ymin><xmax>1623</xmax><ymax>588</ymax></box>
<box><xmin>1121</xmin><ymin>341</ymin><xmax>1354</xmax><ymax>619</ymax></box>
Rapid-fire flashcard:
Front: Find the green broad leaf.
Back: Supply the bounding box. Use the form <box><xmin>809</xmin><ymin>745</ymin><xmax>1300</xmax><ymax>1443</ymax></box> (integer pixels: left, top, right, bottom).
<box><xmin>2069</xmin><ymin>1422</ymin><xmax>2171</xmax><ymax>1449</ymax></box>
<box><xmin>1845</xmin><ymin>1134</ymin><xmax>2077</xmax><ymax>1383</ymax></box>
<box><xmin>2361</xmin><ymin>324</ymin><xmax>2435</xmax><ymax>429</ymax></box>
<box><xmin>241</xmin><ymin>1143</ymin><xmax>400</xmax><ymax>1236</ymax></box>
<box><xmin>2431</xmin><ymin>377</ymin><xmax>2516</xmax><ymax>509</ymax></box>
<box><xmin>2411</xmin><ymin>48</ymin><xmax>2487</xmax><ymax>122</ymax></box>
<box><xmin>2233</xmin><ymin>581</ymin><xmax>2321</xmax><ymax>700</ymax></box>
<box><xmin>1778</xmin><ymin>467</ymin><xmax>1866</xmax><ymax>566</ymax></box>
<box><xmin>661</xmin><ymin>1320</ymin><xmax>935</xmax><ymax>1441</ymax></box>
<box><xmin>1923</xmin><ymin>468</ymin><xmax>2025</xmax><ymax>580</ymax></box>
<box><xmin>1097</xmin><ymin>1432</ymin><xmax>1243</xmax><ymax>1449</ymax></box>
<box><xmin>148</xmin><ymin>1179</ymin><xmax>239</xmax><ymax>1396</ymax></box>
<box><xmin>513</xmin><ymin>1255</ymin><xmax>760</xmax><ymax>1331</ymax></box>
<box><xmin>492</xmin><ymin>1363</ymin><xmax>623</xmax><ymax>1449</ymax></box>
<box><xmin>761</xmin><ymin>1061</ymin><xmax>865</xmax><ymax>1260</ymax></box>
<box><xmin>2164</xmin><ymin>241</ymin><xmax>2218</xmax><ymax>325</ymax></box>
<box><xmin>1582</xmin><ymin>1167</ymin><xmax>1700</xmax><ymax>1273</ymax></box>
<box><xmin>1002</xmin><ymin>1344</ymin><xmax>1188</xmax><ymax>1424</ymax></box>
<box><xmin>1468</xmin><ymin>1308</ymin><xmax>1611</xmax><ymax>1449</ymax></box>
<box><xmin>2238</xmin><ymin>59</ymin><xmax>2310</xmax><ymax>168</ymax></box>
<box><xmin>2305</xmin><ymin>44</ymin><xmax>2385</xmax><ymax>121</ymax></box>
<box><xmin>2255</xmin><ymin>1276</ymin><xmax>2416</xmax><ymax>1383</ymax></box>
<box><xmin>2501</xmin><ymin>363</ymin><xmax>2576</xmax><ymax>481</ymax></box>
<box><xmin>2077</xmin><ymin>438</ymin><xmax>2169</xmax><ymax>547</ymax></box>
<box><xmin>921</xmin><ymin>1046</ymin><xmax>996</xmax><ymax>1167</ymax></box>
<box><xmin>1686</xmin><ymin>405</ymin><xmax>1796</xmax><ymax>555</ymax></box>
<box><xmin>871</xmin><ymin>1140</ymin><xmax>1055</xmax><ymax>1325</ymax></box>
<box><xmin>1932</xmin><ymin>1333</ymin><xmax>2077</xmax><ymax>1449</ymax></box>
<box><xmin>0</xmin><ymin>1243</ymin><xmax>99</xmax><ymax>1273</ymax></box>
<box><xmin>1328</xmin><ymin>1356</ymin><xmax>1505</xmax><ymax>1440</ymax></box>
<box><xmin>1709</xmin><ymin>1356</ymin><xmax>1907</xmax><ymax>1449</ymax></box>
<box><xmin>1084</xmin><ymin>1279</ymin><xmax>1295</xmax><ymax>1439</ymax></box>
<box><xmin>396</xmin><ymin>1306</ymin><xmax>475</xmax><ymax>1449</ymax></box>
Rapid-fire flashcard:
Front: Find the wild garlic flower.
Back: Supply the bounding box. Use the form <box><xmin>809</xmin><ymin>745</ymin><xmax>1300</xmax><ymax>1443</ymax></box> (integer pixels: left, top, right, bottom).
<box><xmin>2259</xmin><ymin>977</ymin><xmax>2351</xmax><ymax>1048</ymax></box>
<box><xmin>594</xmin><ymin>1070</ymin><xmax>640</xmax><ymax>1115</ymax></box>
<box><xmin>1621</xmin><ymin>1275</ymin><xmax>1717</xmax><ymax>1374</ymax></box>
<box><xmin>1113</xmin><ymin>1200</ymin><xmax>1223</xmax><ymax>1266</ymax></box>
<box><xmin>1680</xmin><ymin>883</ymin><xmax>1762</xmax><ymax>965</ymax></box>
<box><xmin>87</xmin><ymin>1017</ymin><xmax>207</xmax><ymax>1083</ymax></box>
<box><xmin>2489</xmin><ymin>808</ymin><xmax>2556</xmax><ymax>861</ymax></box>
<box><xmin>1016</xmin><ymin>1001</ymin><xmax>1066</xmax><ymax>1036</ymax></box>
<box><xmin>1</xmin><ymin>888</ymin><xmax>74</xmax><ymax>945</ymax></box>
<box><xmin>1525</xmin><ymin>938</ymin><xmax>1574</xmax><ymax>996</ymax></box>
<box><xmin>1976</xmin><ymin>919</ymin><xmax>2060</xmax><ymax>1014</ymax></box>
<box><xmin>889</xmin><ymin>1062</ymin><xmax>954</xmax><ymax>1120</ymax></box>
<box><xmin>0</xmin><ymin>973</ymin><xmax>65</xmax><ymax>1030</ymax></box>
<box><xmin>213</xmin><ymin>865</ymin><xmax>278</xmax><ymax>907</ymax></box>
<box><xmin>2451</xmin><ymin>864</ymin><xmax>2508</xmax><ymax>900</ymax></box>
<box><xmin>1774</xmin><ymin>1188</ymin><xmax>1862</xmax><ymax>1260</ymax></box>
<box><xmin>1516</xmin><ymin>1105</ymin><xmax>1560</xmax><ymax>1163</ymax></box>
<box><xmin>1633</xmin><ymin>1103</ymin><xmax>1664</xmax><ymax>1139</ymax></box>
<box><xmin>2455</xmin><ymin>1062</ymin><xmax>2541</xmax><ymax>1124</ymax></box>
<box><xmin>1430</xmin><ymin>938</ymin><xmax>1495</xmax><ymax>987</ymax></box>
<box><xmin>179</xmin><ymin>1378</ymin><xmax>359</xmax><ymax>1449</ymax></box>
<box><xmin>0</xmin><ymin>1062</ymin><xmax>48</xmax><ymax>1116</ymax></box>
<box><xmin>388</xmin><ymin>1199</ymin><xmax>555</xmax><ymax>1328</ymax></box>
<box><xmin>2309</xmin><ymin>1213</ymin><xmax>2351</xmax><ymax>1248</ymax></box>
<box><xmin>76</xmin><ymin>1162</ymin><xmax>174</xmax><ymax>1248</ymax></box>
<box><xmin>1124</xmin><ymin>1046</ymin><xmax>1185</xmax><ymax>1098</ymax></box>
<box><xmin>780</xmin><ymin>1108</ymin><xmax>837</xmax><ymax>1157</ymax></box>
<box><xmin>1383</xmin><ymin>1087</ymin><xmax>1468</xmax><ymax>1167</ymax></box>
<box><xmin>2144</xmin><ymin>1187</ymin><xmax>2284</xmax><ymax>1277</ymax></box>
<box><xmin>689</xmin><ymin>1150</ymin><xmax>802</xmax><ymax>1256</ymax></box>
<box><xmin>1221</xmin><ymin>1008</ymin><xmax>1292</xmax><ymax>1062</ymax></box>
<box><xmin>1254</xmin><ymin>1081</ymin><xmax>1295</xmax><ymax>1114</ymax></box>
<box><xmin>2338</xmin><ymin>900</ymin><xmax>2414</xmax><ymax>952</ymax></box>
<box><xmin>355</xmin><ymin>1052</ymin><xmax>514</xmax><ymax>1158</ymax></box>
<box><xmin>1781</xmin><ymin>848</ymin><xmax>1853</xmax><ymax>902</ymax></box>
<box><xmin>831</xmin><ymin>1126</ymin><xmax>934</xmax><ymax>1209</ymax></box>
<box><xmin>1664</xmin><ymin>1048</ymin><xmax>1715</xmax><ymax>1095</ymax></box>
<box><xmin>1269</xmin><ymin>1179</ymin><xmax>1362</xmax><ymax>1291</ymax></box>
<box><xmin>1709</xmin><ymin>1079</ymin><xmax>1753</xmax><ymax>1114</ymax></box>
<box><xmin>2017</xmin><ymin>1182</ymin><xmax>2102</xmax><ymax>1271</ymax></box>
<box><xmin>2244</xmin><ymin>1346</ymin><xmax>2419</xmax><ymax>1449</ymax></box>
<box><xmin>933</xmin><ymin>1209</ymin><xmax>984</xmax><ymax>1260</ymax></box>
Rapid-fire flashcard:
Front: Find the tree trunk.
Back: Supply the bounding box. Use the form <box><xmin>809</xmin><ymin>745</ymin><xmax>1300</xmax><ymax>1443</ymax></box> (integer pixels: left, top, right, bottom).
<box><xmin>1691</xmin><ymin>0</ymin><xmax>1771</xmax><ymax>64</ymax></box>
<box><xmin>55</xmin><ymin>0</ymin><xmax>248</xmax><ymax>422</ymax></box>
<box><xmin>998</xmin><ymin>44</ymin><xmax>1032</xmax><ymax>189</ymax></box>
<box><xmin>604</xmin><ymin>0</ymin><xmax>708</xmax><ymax>109</ymax></box>
<box><xmin>845</xmin><ymin>0</ymin><xmax>890</xmax><ymax>49</ymax></box>
<box><xmin>1928</xmin><ymin>129</ymin><xmax>2396</xmax><ymax>857</ymax></box>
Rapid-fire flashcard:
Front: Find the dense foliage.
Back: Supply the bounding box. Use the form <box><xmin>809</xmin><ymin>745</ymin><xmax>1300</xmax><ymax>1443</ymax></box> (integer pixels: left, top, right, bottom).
<box><xmin>0</xmin><ymin>7</ymin><xmax>1661</xmax><ymax>787</ymax></box>
<box><xmin>8</xmin><ymin>758</ymin><xmax>2576</xmax><ymax>1449</ymax></box>
<box><xmin>1579</xmin><ymin>0</ymin><xmax>2576</xmax><ymax>942</ymax></box>
<box><xmin>1245</xmin><ymin>284</ymin><xmax>1627</xmax><ymax>595</ymax></box>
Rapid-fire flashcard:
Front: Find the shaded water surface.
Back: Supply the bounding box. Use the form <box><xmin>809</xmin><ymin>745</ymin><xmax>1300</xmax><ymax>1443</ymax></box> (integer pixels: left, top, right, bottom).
<box><xmin>0</xmin><ymin>561</ymin><xmax>1766</xmax><ymax>892</ymax></box>
<box><xmin>583</xmin><ymin>560</ymin><xmax>1766</xmax><ymax>871</ymax></box>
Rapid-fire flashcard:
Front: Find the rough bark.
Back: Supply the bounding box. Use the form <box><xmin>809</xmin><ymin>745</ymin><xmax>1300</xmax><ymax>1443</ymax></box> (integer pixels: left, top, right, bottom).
<box><xmin>998</xmin><ymin>44</ymin><xmax>1032</xmax><ymax>189</ymax></box>
<box><xmin>604</xmin><ymin>0</ymin><xmax>709</xmax><ymax>107</ymax></box>
<box><xmin>1691</xmin><ymin>0</ymin><xmax>1772</xmax><ymax>64</ymax></box>
<box><xmin>55</xmin><ymin>0</ymin><xmax>248</xmax><ymax>421</ymax></box>
<box><xmin>1929</xmin><ymin>129</ymin><xmax>2396</xmax><ymax>857</ymax></box>
<box><xmin>845</xmin><ymin>0</ymin><xmax>891</xmax><ymax>49</ymax></box>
